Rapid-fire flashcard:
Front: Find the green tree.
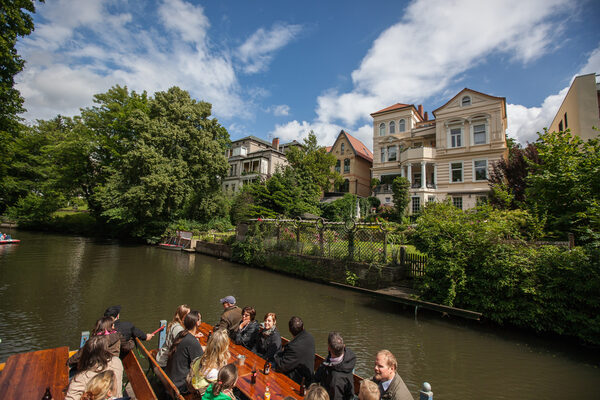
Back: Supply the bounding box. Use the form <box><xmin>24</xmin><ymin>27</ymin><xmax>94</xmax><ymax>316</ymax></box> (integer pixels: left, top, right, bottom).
<box><xmin>526</xmin><ymin>129</ymin><xmax>600</xmax><ymax>241</ymax></box>
<box><xmin>391</xmin><ymin>176</ymin><xmax>410</xmax><ymax>221</ymax></box>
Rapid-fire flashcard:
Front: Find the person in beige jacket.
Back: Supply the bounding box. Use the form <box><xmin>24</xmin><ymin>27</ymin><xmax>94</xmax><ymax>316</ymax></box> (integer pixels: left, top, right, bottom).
<box><xmin>65</xmin><ymin>336</ymin><xmax>123</xmax><ymax>400</ymax></box>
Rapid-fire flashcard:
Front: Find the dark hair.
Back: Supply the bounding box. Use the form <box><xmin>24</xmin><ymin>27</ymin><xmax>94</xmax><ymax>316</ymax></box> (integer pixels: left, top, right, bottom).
<box><xmin>168</xmin><ymin>310</ymin><xmax>201</xmax><ymax>360</ymax></box>
<box><xmin>211</xmin><ymin>364</ymin><xmax>238</xmax><ymax>396</ymax></box>
<box><xmin>242</xmin><ymin>306</ymin><xmax>256</xmax><ymax>321</ymax></box>
<box><xmin>328</xmin><ymin>332</ymin><xmax>344</xmax><ymax>357</ymax></box>
<box><xmin>91</xmin><ymin>317</ymin><xmax>114</xmax><ymax>336</ymax></box>
<box><xmin>289</xmin><ymin>316</ymin><xmax>304</xmax><ymax>336</ymax></box>
<box><xmin>78</xmin><ymin>336</ymin><xmax>112</xmax><ymax>372</ymax></box>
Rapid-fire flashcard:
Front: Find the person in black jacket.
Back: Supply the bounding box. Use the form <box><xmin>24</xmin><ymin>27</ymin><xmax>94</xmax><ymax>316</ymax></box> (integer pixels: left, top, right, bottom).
<box><xmin>103</xmin><ymin>305</ymin><xmax>153</xmax><ymax>357</ymax></box>
<box><xmin>273</xmin><ymin>316</ymin><xmax>315</xmax><ymax>385</ymax></box>
<box><xmin>253</xmin><ymin>312</ymin><xmax>281</xmax><ymax>362</ymax></box>
<box><xmin>315</xmin><ymin>332</ymin><xmax>356</xmax><ymax>400</ymax></box>
<box><xmin>234</xmin><ymin>306</ymin><xmax>260</xmax><ymax>350</ymax></box>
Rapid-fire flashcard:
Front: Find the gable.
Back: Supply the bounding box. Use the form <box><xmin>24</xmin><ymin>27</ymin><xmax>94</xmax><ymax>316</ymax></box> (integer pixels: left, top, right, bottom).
<box><xmin>433</xmin><ymin>88</ymin><xmax>505</xmax><ymax>116</ymax></box>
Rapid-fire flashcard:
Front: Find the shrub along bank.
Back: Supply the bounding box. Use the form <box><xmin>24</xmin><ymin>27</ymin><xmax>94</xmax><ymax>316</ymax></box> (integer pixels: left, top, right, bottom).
<box><xmin>410</xmin><ymin>202</ymin><xmax>600</xmax><ymax>346</ymax></box>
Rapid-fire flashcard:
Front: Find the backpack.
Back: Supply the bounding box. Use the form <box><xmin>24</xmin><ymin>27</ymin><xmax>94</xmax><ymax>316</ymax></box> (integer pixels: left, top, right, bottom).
<box><xmin>186</xmin><ymin>357</ymin><xmax>213</xmax><ymax>396</ymax></box>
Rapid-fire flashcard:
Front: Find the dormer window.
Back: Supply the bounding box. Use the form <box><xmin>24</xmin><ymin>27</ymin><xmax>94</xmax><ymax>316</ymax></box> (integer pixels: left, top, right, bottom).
<box><xmin>389</xmin><ymin>121</ymin><xmax>395</xmax><ymax>134</ymax></box>
<box><xmin>461</xmin><ymin>96</ymin><xmax>471</xmax><ymax>106</ymax></box>
<box><xmin>379</xmin><ymin>123</ymin><xmax>385</xmax><ymax>136</ymax></box>
<box><xmin>399</xmin><ymin>119</ymin><xmax>406</xmax><ymax>132</ymax></box>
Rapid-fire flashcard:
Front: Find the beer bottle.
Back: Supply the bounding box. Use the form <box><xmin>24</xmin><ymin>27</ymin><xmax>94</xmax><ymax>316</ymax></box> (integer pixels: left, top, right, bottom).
<box><xmin>263</xmin><ymin>361</ymin><xmax>271</xmax><ymax>375</ymax></box>
<box><xmin>251</xmin><ymin>363</ymin><xmax>257</xmax><ymax>384</ymax></box>
<box><xmin>264</xmin><ymin>383</ymin><xmax>271</xmax><ymax>400</ymax></box>
<box><xmin>299</xmin><ymin>377</ymin><xmax>306</xmax><ymax>396</ymax></box>
<box><xmin>41</xmin><ymin>387</ymin><xmax>52</xmax><ymax>400</ymax></box>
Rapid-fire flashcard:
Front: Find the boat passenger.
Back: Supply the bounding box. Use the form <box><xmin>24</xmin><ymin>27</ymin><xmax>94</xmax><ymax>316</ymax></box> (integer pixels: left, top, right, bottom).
<box><xmin>103</xmin><ymin>305</ymin><xmax>154</xmax><ymax>357</ymax></box>
<box><xmin>234</xmin><ymin>306</ymin><xmax>260</xmax><ymax>350</ymax></box>
<box><xmin>81</xmin><ymin>370</ymin><xmax>117</xmax><ymax>400</ymax></box>
<box><xmin>214</xmin><ymin>295</ymin><xmax>242</xmax><ymax>339</ymax></box>
<box><xmin>68</xmin><ymin>317</ymin><xmax>121</xmax><ymax>369</ymax></box>
<box><xmin>187</xmin><ymin>328</ymin><xmax>230</xmax><ymax>395</ymax></box>
<box><xmin>156</xmin><ymin>304</ymin><xmax>191</xmax><ymax>368</ymax></box>
<box><xmin>314</xmin><ymin>332</ymin><xmax>356</xmax><ymax>400</ymax></box>
<box><xmin>65</xmin><ymin>336</ymin><xmax>123</xmax><ymax>400</ymax></box>
<box><xmin>166</xmin><ymin>310</ymin><xmax>204</xmax><ymax>395</ymax></box>
<box><xmin>358</xmin><ymin>380</ymin><xmax>380</xmax><ymax>400</ymax></box>
<box><xmin>305</xmin><ymin>384</ymin><xmax>330</xmax><ymax>400</ymax></box>
<box><xmin>273</xmin><ymin>316</ymin><xmax>315</xmax><ymax>385</ymax></box>
<box><xmin>372</xmin><ymin>350</ymin><xmax>412</xmax><ymax>400</ymax></box>
<box><xmin>201</xmin><ymin>363</ymin><xmax>238</xmax><ymax>400</ymax></box>
<box><xmin>253</xmin><ymin>312</ymin><xmax>281</xmax><ymax>362</ymax></box>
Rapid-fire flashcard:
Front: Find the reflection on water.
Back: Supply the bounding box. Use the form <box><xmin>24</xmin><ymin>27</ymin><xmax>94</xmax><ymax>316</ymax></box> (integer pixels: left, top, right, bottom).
<box><xmin>0</xmin><ymin>230</ymin><xmax>599</xmax><ymax>399</ymax></box>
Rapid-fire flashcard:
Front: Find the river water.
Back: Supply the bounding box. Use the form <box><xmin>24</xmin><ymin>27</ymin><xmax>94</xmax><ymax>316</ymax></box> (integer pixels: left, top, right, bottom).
<box><xmin>0</xmin><ymin>230</ymin><xmax>598</xmax><ymax>399</ymax></box>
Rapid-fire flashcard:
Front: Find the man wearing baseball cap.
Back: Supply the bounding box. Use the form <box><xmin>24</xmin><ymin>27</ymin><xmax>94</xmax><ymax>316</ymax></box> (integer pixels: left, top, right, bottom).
<box><xmin>215</xmin><ymin>295</ymin><xmax>242</xmax><ymax>339</ymax></box>
<box><xmin>104</xmin><ymin>305</ymin><xmax>154</xmax><ymax>357</ymax></box>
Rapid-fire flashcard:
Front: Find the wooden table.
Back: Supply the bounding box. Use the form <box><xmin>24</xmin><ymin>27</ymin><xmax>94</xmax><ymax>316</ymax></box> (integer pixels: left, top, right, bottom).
<box><xmin>0</xmin><ymin>346</ymin><xmax>69</xmax><ymax>400</ymax></box>
<box><xmin>197</xmin><ymin>323</ymin><xmax>303</xmax><ymax>400</ymax></box>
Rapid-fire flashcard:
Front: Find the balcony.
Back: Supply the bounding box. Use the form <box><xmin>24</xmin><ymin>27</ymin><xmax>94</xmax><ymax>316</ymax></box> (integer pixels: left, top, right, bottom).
<box><xmin>374</xmin><ymin>184</ymin><xmax>393</xmax><ymax>194</ymax></box>
<box><xmin>400</xmin><ymin>146</ymin><xmax>436</xmax><ymax>162</ymax></box>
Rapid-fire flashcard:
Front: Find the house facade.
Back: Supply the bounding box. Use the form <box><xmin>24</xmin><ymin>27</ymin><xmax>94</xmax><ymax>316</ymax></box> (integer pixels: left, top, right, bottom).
<box><xmin>222</xmin><ymin>136</ymin><xmax>296</xmax><ymax>193</ymax></box>
<box><xmin>371</xmin><ymin>89</ymin><xmax>508</xmax><ymax>213</ymax></box>
<box><xmin>549</xmin><ymin>73</ymin><xmax>600</xmax><ymax>141</ymax></box>
<box><xmin>328</xmin><ymin>130</ymin><xmax>373</xmax><ymax>197</ymax></box>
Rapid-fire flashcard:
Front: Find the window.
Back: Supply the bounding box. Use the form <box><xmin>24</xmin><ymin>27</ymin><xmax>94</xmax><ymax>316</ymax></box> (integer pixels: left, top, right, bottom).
<box><xmin>380</xmin><ymin>148</ymin><xmax>386</xmax><ymax>163</ymax></box>
<box><xmin>462</xmin><ymin>96</ymin><xmax>471</xmax><ymax>106</ymax></box>
<box><xmin>399</xmin><ymin>119</ymin><xmax>406</xmax><ymax>132</ymax></box>
<box><xmin>473</xmin><ymin>159</ymin><xmax>488</xmax><ymax>181</ymax></box>
<box><xmin>225</xmin><ymin>184</ymin><xmax>229</xmax><ymax>191</ymax></box>
<box><xmin>389</xmin><ymin>121</ymin><xmax>395</xmax><ymax>134</ymax></box>
<box><xmin>385</xmin><ymin>197</ymin><xmax>391</xmax><ymax>204</ymax></box>
<box><xmin>411</xmin><ymin>197</ymin><xmax>421</xmax><ymax>214</ymax></box>
<box><xmin>473</xmin><ymin>123</ymin><xmax>487</xmax><ymax>145</ymax></box>
<box><xmin>387</xmin><ymin>146</ymin><xmax>397</xmax><ymax>161</ymax></box>
<box><xmin>564</xmin><ymin>112</ymin><xmax>568</xmax><ymax>129</ymax></box>
<box><xmin>335</xmin><ymin>160</ymin><xmax>340</xmax><ymax>173</ymax></box>
<box><xmin>232</xmin><ymin>184</ymin><xmax>236</xmax><ymax>192</ymax></box>
<box><xmin>428</xmin><ymin>196</ymin><xmax>436</xmax><ymax>203</ymax></box>
<box><xmin>476</xmin><ymin>195</ymin><xmax>488</xmax><ymax>206</ymax></box>
<box><xmin>414</xmin><ymin>173</ymin><xmax>421</xmax><ymax>187</ymax></box>
<box><xmin>558</xmin><ymin>120</ymin><xmax>564</xmax><ymax>132</ymax></box>
<box><xmin>450</xmin><ymin>127</ymin><xmax>462</xmax><ymax>148</ymax></box>
<box><xmin>379</xmin><ymin>123</ymin><xmax>385</xmax><ymax>136</ymax></box>
<box><xmin>453</xmin><ymin>196</ymin><xmax>463</xmax><ymax>209</ymax></box>
<box><xmin>450</xmin><ymin>162</ymin><xmax>463</xmax><ymax>182</ymax></box>
<box><xmin>343</xmin><ymin>158</ymin><xmax>350</xmax><ymax>173</ymax></box>
<box><xmin>341</xmin><ymin>179</ymin><xmax>350</xmax><ymax>192</ymax></box>
<box><xmin>340</xmin><ymin>143</ymin><xmax>345</xmax><ymax>154</ymax></box>
<box><xmin>229</xmin><ymin>164</ymin><xmax>237</xmax><ymax>177</ymax></box>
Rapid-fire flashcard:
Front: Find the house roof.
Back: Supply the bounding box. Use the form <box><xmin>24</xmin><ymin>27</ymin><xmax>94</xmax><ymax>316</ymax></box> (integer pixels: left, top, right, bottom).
<box><xmin>325</xmin><ymin>146</ymin><xmax>332</xmax><ymax>152</ymax></box>
<box><xmin>432</xmin><ymin>88</ymin><xmax>506</xmax><ymax>116</ymax></box>
<box><xmin>230</xmin><ymin>135</ymin><xmax>273</xmax><ymax>148</ymax></box>
<box><xmin>370</xmin><ymin>103</ymin><xmax>412</xmax><ymax>116</ymax></box>
<box><xmin>329</xmin><ymin>130</ymin><xmax>373</xmax><ymax>162</ymax></box>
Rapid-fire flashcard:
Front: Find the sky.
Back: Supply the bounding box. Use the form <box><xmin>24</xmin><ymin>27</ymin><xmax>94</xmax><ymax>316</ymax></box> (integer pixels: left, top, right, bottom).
<box><xmin>15</xmin><ymin>0</ymin><xmax>600</xmax><ymax>150</ymax></box>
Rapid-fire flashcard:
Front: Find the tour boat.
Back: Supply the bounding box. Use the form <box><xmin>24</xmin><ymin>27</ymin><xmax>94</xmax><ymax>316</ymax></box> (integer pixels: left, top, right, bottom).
<box><xmin>0</xmin><ymin>238</ymin><xmax>19</xmax><ymax>245</ymax></box>
<box><xmin>158</xmin><ymin>242</ymin><xmax>183</xmax><ymax>251</ymax></box>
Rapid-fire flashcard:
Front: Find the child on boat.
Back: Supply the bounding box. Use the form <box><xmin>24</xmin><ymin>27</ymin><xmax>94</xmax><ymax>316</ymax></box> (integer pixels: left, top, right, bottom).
<box><xmin>201</xmin><ymin>364</ymin><xmax>238</xmax><ymax>400</ymax></box>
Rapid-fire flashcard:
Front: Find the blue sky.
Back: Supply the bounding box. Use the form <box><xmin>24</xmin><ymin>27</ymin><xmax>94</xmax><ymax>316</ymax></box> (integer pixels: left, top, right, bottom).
<box><xmin>16</xmin><ymin>0</ymin><xmax>600</xmax><ymax>148</ymax></box>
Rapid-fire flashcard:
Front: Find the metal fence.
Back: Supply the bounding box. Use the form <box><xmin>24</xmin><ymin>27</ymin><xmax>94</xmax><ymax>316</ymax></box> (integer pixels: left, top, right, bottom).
<box><xmin>241</xmin><ymin>218</ymin><xmax>407</xmax><ymax>264</ymax></box>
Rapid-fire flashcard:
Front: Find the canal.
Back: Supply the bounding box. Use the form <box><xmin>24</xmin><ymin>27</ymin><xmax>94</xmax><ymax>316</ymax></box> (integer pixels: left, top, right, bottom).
<box><xmin>0</xmin><ymin>230</ymin><xmax>599</xmax><ymax>399</ymax></box>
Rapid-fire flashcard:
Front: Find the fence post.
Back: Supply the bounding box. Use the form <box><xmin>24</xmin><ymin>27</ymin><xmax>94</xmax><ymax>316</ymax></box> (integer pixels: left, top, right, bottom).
<box><xmin>158</xmin><ymin>319</ymin><xmax>167</xmax><ymax>349</ymax></box>
<box><xmin>568</xmin><ymin>232</ymin><xmax>575</xmax><ymax>249</ymax></box>
<box><xmin>382</xmin><ymin>230</ymin><xmax>388</xmax><ymax>263</ymax></box>
<box><xmin>296</xmin><ymin>224</ymin><xmax>301</xmax><ymax>254</ymax></box>
<box><xmin>400</xmin><ymin>246</ymin><xmax>407</xmax><ymax>277</ymax></box>
<box><xmin>276</xmin><ymin>224</ymin><xmax>280</xmax><ymax>247</ymax></box>
<box><xmin>348</xmin><ymin>230</ymin><xmax>354</xmax><ymax>261</ymax></box>
<box><xmin>419</xmin><ymin>382</ymin><xmax>433</xmax><ymax>400</ymax></box>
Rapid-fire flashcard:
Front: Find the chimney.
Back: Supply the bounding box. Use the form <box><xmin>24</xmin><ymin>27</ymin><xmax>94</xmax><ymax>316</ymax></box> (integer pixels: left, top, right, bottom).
<box><xmin>424</xmin><ymin>112</ymin><xmax>428</xmax><ymax>121</ymax></box>
<box><xmin>272</xmin><ymin>137</ymin><xmax>280</xmax><ymax>151</ymax></box>
<box><xmin>417</xmin><ymin>104</ymin><xmax>423</xmax><ymax>119</ymax></box>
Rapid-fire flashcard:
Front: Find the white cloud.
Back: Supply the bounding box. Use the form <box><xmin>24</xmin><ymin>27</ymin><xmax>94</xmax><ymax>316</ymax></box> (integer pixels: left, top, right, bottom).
<box><xmin>237</xmin><ymin>23</ymin><xmax>302</xmax><ymax>74</ymax></box>
<box><xmin>16</xmin><ymin>0</ymin><xmax>247</xmax><ymax>122</ymax></box>
<box><xmin>314</xmin><ymin>0</ymin><xmax>573</xmax><ymax>128</ymax></box>
<box><xmin>270</xmin><ymin>104</ymin><xmax>290</xmax><ymax>116</ymax></box>
<box><xmin>506</xmin><ymin>43</ymin><xmax>600</xmax><ymax>144</ymax></box>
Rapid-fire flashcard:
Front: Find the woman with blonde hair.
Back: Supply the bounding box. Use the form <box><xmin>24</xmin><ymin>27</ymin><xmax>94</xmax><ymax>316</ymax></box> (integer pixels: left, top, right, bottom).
<box><xmin>156</xmin><ymin>304</ymin><xmax>191</xmax><ymax>367</ymax></box>
<box><xmin>81</xmin><ymin>370</ymin><xmax>117</xmax><ymax>400</ymax></box>
<box><xmin>188</xmin><ymin>328</ymin><xmax>230</xmax><ymax>395</ymax></box>
<box><xmin>358</xmin><ymin>379</ymin><xmax>380</xmax><ymax>400</ymax></box>
<box><xmin>305</xmin><ymin>384</ymin><xmax>330</xmax><ymax>400</ymax></box>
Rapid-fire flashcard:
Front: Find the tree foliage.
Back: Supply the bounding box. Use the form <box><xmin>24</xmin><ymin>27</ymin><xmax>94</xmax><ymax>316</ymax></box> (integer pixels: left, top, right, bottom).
<box><xmin>391</xmin><ymin>176</ymin><xmax>410</xmax><ymax>221</ymax></box>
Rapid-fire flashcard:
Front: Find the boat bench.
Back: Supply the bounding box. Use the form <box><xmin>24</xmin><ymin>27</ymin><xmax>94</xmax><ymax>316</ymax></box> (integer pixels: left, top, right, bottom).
<box><xmin>136</xmin><ymin>338</ymin><xmax>194</xmax><ymax>400</ymax></box>
<box><xmin>122</xmin><ymin>350</ymin><xmax>158</xmax><ymax>400</ymax></box>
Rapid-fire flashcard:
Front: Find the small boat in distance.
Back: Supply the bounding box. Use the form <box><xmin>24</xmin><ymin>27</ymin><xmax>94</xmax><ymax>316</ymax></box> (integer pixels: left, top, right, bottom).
<box><xmin>159</xmin><ymin>230</ymin><xmax>192</xmax><ymax>251</ymax></box>
<box><xmin>0</xmin><ymin>233</ymin><xmax>19</xmax><ymax>245</ymax></box>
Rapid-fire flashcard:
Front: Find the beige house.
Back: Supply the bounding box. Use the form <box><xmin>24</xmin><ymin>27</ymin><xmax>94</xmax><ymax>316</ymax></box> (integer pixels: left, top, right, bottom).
<box><xmin>328</xmin><ymin>130</ymin><xmax>373</xmax><ymax>197</ymax></box>
<box><xmin>223</xmin><ymin>136</ymin><xmax>298</xmax><ymax>193</ymax></box>
<box><xmin>549</xmin><ymin>73</ymin><xmax>600</xmax><ymax>141</ymax></box>
<box><xmin>371</xmin><ymin>89</ymin><xmax>508</xmax><ymax>213</ymax></box>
